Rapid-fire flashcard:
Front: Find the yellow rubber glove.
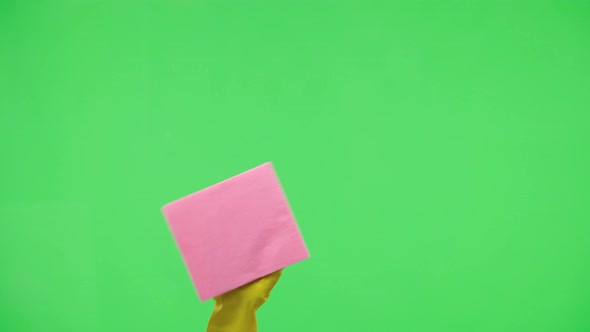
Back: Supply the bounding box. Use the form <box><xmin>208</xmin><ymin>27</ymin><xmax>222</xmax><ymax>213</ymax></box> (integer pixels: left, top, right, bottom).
<box><xmin>206</xmin><ymin>269</ymin><xmax>283</xmax><ymax>332</ymax></box>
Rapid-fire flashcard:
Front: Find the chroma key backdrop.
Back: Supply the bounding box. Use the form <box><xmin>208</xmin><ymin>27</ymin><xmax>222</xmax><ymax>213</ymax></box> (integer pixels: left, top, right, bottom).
<box><xmin>1</xmin><ymin>1</ymin><xmax>590</xmax><ymax>331</ymax></box>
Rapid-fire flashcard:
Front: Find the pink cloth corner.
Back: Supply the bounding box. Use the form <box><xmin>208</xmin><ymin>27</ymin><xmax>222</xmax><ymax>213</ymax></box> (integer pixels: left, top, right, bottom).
<box><xmin>161</xmin><ymin>162</ymin><xmax>310</xmax><ymax>301</ymax></box>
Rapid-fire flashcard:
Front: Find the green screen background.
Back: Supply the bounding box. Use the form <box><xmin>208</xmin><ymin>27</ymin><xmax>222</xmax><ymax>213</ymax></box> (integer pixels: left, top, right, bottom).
<box><xmin>1</xmin><ymin>1</ymin><xmax>590</xmax><ymax>331</ymax></box>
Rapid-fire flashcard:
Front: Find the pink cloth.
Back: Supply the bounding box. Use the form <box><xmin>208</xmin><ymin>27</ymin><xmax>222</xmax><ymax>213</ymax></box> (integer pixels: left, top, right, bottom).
<box><xmin>162</xmin><ymin>162</ymin><xmax>310</xmax><ymax>301</ymax></box>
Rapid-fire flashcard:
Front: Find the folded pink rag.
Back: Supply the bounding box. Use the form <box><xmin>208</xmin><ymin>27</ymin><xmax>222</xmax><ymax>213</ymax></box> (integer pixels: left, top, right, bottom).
<box><xmin>162</xmin><ymin>162</ymin><xmax>310</xmax><ymax>301</ymax></box>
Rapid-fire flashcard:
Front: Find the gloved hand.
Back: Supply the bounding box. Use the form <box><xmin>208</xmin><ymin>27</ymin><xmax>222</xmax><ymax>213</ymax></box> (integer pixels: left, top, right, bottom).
<box><xmin>206</xmin><ymin>269</ymin><xmax>283</xmax><ymax>332</ymax></box>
